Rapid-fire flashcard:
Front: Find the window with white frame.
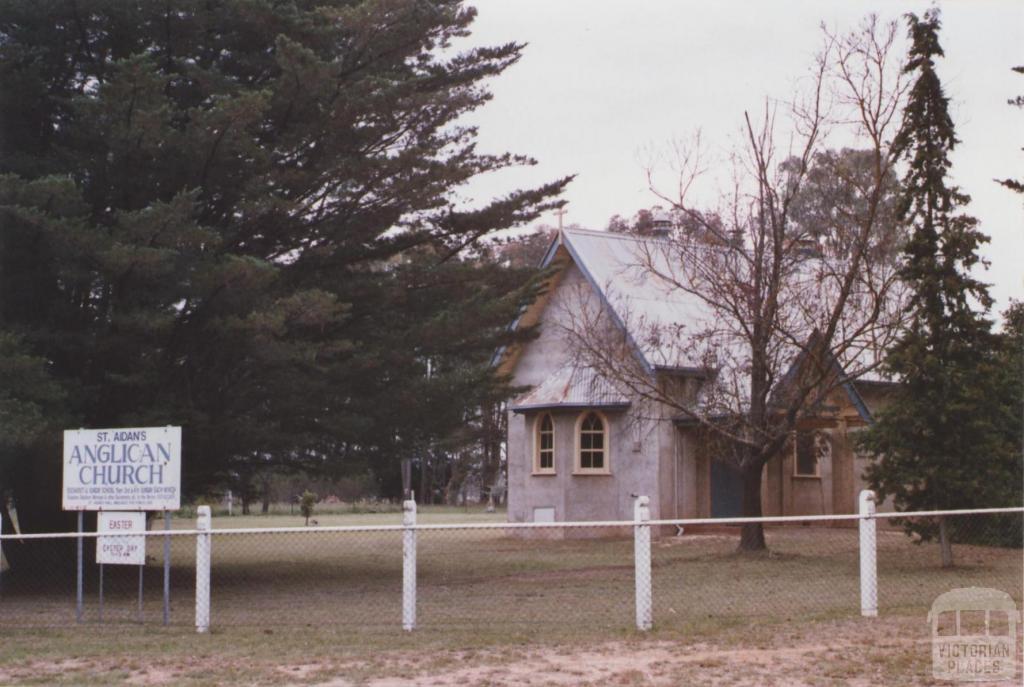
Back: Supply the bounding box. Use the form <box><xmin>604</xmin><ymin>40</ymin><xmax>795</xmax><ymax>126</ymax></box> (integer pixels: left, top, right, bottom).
<box><xmin>534</xmin><ymin>413</ymin><xmax>555</xmax><ymax>474</ymax></box>
<box><xmin>576</xmin><ymin>411</ymin><xmax>609</xmax><ymax>473</ymax></box>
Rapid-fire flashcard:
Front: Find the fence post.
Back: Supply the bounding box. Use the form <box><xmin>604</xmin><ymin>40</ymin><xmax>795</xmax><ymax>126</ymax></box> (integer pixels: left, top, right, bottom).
<box><xmin>859</xmin><ymin>489</ymin><xmax>878</xmax><ymax>617</ymax></box>
<box><xmin>195</xmin><ymin>505</ymin><xmax>211</xmax><ymax>633</ymax></box>
<box><xmin>402</xmin><ymin>499</ymin><xmax>417</xmax><ymax>632</ymax></box>
<box><xmin>633</xmin><ymin>495</ymin><xmax>653</xmax><ymax>631</ymax></box>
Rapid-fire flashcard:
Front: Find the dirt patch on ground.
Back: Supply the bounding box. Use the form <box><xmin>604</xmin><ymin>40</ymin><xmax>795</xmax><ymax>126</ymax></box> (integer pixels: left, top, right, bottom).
<box><xmin>0</xmin><ymin>658</ymin><xmax>96</xmax><ymax>684</ymax></box>
<box><xmin>2</xmin><ymin>615</ymin><xmax>1020</xmax><ymax>686</ymax></box>
<box><xmin>313</xmin><ymin>616</ymin><xmax>1020</xmax><ymax>687</ymax></box>
<box><xmin>333</xmin><ymin>642</ymin><xmax>888</xmax><ymax>687</ymax></box>
<box><xmin>124</xmin><ymin>666</ymin><xmax>180</xmax><ymax>685</ymax></box>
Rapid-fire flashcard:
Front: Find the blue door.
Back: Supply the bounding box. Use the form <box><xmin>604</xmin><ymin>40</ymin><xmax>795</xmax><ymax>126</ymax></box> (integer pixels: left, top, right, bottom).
<box><xmin>710</xmin><ymin>460</ymin><xmax>743</xmax><ymax>518</ymax></box>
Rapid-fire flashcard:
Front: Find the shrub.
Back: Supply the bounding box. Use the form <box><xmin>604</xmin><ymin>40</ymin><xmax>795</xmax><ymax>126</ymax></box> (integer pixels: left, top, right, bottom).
<box><xmin>300</xmin><ymin>490</ymin><xmax>318</xmax><ymax>526</ymax></box>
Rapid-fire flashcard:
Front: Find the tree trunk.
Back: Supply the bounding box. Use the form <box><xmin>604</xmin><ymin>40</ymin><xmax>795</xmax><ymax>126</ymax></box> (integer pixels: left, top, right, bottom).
<box><xmin>479</xmin><ymin>402</ymin><xmax>505</xmax><ymax>504</ymax></box>
<box><xmin>938</xmin><ymin>516</ymin><xmax>954</xmax><ymax>568</ymax></box>
<box><xmin>260</xmin><ymin>478</ymin><xmax>271</xmax><ymax>514</ymax></box>
<box><xmin>418</xmin><ymin>455</ymin><xmax>429</xmax><ymax>506</ymax></box>
<box><xmin>237</xmin><ymin>469</ymin><xmax>253</xmax><ymax>515</ymax></box>
<box><xmin>738</xmin><ymin>462</ymin><xmax>767</xmax><ymax>552</ymax></box>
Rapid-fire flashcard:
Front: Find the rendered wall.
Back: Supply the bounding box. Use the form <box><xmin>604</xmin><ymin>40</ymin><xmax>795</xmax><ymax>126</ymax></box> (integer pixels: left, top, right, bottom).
<box><xmin>506</xmin><ymin>262</ymin><xmax>666</xmax><ymax>523</ymax></box>
<box><xmin>508</xmin><ymin>409</ymin><xmax>666</xmax><ymax>523</ymax></box>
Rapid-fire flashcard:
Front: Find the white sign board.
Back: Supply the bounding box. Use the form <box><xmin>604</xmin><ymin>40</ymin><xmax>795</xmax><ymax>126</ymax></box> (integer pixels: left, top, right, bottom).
<box><xmin>96</xmin><ymin>512</ymin><xmax>146</xmax><ymax>565</ymax></box>
<box><xmin>63</xmin><ymin>426</ymin><xmax>182</xmax><ymax>511</ymax></box>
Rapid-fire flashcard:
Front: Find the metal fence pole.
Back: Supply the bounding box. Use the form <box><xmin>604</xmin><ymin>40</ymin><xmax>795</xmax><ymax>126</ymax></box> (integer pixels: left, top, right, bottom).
<box><xmin>195</xmin><ymin>505</ymin><xmax>211</xmax><ymax>633</ymax></box>
<box><xmin>633</xmin><ymin>495</ymin><xmax>653</xmax><ymax>631</ymax></box>
<box><xmin>76</xmin><ymin>511</ymin><xmax>84</xmax><ymax>623</ymax></box>
<box><xmin>98</xmin><ymin>563</ymin><xmax>104</xmax><ymax>622</ymax></box>
<box><xmin>162</xmin><ymin>511</ymin><xmax>171</xmax><ymax>625</ymax></box>
<box><xmin>859</xmin><ymin>489</ymin><xmax>878</xmax><ymax>617</ymax></box>
<box><xmin>402</xmin><ymin>499</ymin><xmax>417</xmax><ymax>632</ymax></box>
<box><xmin>138</xmin><ymin>564</ymin><xmax>144</xmax><ymax>623</ymax></box>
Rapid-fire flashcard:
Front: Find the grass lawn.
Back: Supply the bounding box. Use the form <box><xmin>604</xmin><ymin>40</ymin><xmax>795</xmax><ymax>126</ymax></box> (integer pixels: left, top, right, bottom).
<box><xmin>0</xmin><ymin>610</ymin><xmax>1019</xmax><ymax>685</ymax></box>
<box><xmin>1</xmin><ymin>507</ymin><xmax>1020</xmax><ymax>684</ymax></box>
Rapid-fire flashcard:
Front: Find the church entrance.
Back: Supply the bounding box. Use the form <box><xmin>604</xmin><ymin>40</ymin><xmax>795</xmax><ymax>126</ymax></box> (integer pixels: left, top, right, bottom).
<box><xmin>710</xmin><ymin>460</ymin><xmax>743</xmax><ymax>518</ymax></box>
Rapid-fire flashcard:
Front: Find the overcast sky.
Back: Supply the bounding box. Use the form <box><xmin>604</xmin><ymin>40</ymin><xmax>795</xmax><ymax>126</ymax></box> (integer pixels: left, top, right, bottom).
<box><xmin>455</xmin><ymin>0</ymin><xmax>1023</xmax><ymax>314</ymax></box>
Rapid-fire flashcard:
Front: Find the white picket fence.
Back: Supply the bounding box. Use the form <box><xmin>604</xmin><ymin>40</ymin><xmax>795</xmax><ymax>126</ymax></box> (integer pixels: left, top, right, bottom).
<box><xmin>1</xmin><ymin>491</ymin><xmax>1021</xmax><ymax>633</ymax></box>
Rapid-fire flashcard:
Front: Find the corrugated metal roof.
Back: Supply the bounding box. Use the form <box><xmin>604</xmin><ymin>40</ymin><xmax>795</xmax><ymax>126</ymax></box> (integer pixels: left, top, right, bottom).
<box><xmin>547</xmin><ymin>228</ymin><xmax>896</xmax><ymax>414</ymax></box>
<box><xmin>510</xmin><ymin>364</ymin><xmax>630</xmax><ymax>412</ymax></box>
<box><xmin>556</xmin><ymin>228</ymin><xmax>717</xmax><ymax>372</ymax></box>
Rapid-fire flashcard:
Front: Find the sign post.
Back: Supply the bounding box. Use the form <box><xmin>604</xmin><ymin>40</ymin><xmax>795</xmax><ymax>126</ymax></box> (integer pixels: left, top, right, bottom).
<box><xmin>76</xmin><ymin>511</ymin><xmax>83</xmax><ymax>623</ymax></box>
<box><xmin>96</xmin><ymin>512</ymin><xmax>149</xmax><ymax>623</ymax></box>
<box><xmin>163</xmin><ymin>511</ymin><xmax>171</xmax><ymax>625</ymax></box>
<box><xmin>138</xmin><ymin>564</ymin><xmax>144</xmax><ymax>623</ymax></box>
<box><xmin>62</xmin><ymin>426</ymin><xmax>182</xmax><ymax>625</ymax></box>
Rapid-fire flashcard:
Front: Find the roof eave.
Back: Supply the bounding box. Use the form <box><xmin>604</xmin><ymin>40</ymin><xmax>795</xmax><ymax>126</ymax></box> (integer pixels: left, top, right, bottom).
<box><xmin>511</xmin><ymin>402</ymin><xmax>632</xmax><ymax>414</ymax></box>
<box><xmin>672</xmin><ymin>413</ymin><xmax>735</xmax><ymax>427</ymax></box>
<box><xmin>654</xmin><ymin>365</ymin><xmax>710</xmax><ymax>379</ymax></box>
<box><xmin>851</xmin><ymin>377</ymin><xmax>899</xmax><ymax>389</ymax></box>
<box><xmin>490</xmin><ymin>232</ymin><xmax>570</xmax><ymax>374</ymax></box>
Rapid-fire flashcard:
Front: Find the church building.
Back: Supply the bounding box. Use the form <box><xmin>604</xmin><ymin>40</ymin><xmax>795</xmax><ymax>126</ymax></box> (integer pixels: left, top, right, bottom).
<box><xmin>495</xmin><ymin>227</ymin><xmax>893</xmax><ymax>525</ymax></box>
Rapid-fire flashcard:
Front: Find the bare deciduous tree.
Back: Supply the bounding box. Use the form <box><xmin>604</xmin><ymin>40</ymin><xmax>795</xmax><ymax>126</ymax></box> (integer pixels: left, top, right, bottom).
<box><xmin>564</xmin><ymin>17</ymin><xmax>911</xmax><ymax>551</ymax></box>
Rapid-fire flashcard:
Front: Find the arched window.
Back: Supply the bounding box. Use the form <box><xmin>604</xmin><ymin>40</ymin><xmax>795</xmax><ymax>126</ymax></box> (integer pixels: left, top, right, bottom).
<box><xmin>534</xmin><ymin>413</ymin><xmax>555</xmax><ymax>474</ymax></box>
<box><xmin>576</xmin><ymin>411</ymin><xmax>609</xmax><ymax>473</ymax></box>
<box><xmin>793</xmin><ymin>430</ymin><xmax>829</xmax><ymax>477</ymax></box>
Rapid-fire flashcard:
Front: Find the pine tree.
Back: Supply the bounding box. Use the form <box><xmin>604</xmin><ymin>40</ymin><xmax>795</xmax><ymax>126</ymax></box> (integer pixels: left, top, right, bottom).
<box><xmin>997</xmin><ymin>66</ymin><xmax>1024</xmax><ymax>194</ymax></box>
<box><xmin>0</xmin><ymin>1</ymin><xmax>567</xmax><ymax>540</ymax></box>
<box><xmin>860</xmin><ymin>10</ymin><xmax>1016</xmax><ymax>566</ymax></box>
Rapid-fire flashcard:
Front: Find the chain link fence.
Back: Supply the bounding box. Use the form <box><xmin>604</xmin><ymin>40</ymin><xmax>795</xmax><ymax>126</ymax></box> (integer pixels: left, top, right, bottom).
<box><xmin>0</xmin><ymin>529</ymin><xmax>194</xmax><ymax>626</ymax></box>
<box><xmin>650</xmin><ymin>513</ymin><xmax>1022</xmax><ymax>634</ymax></box>
<box><xmin>417</xmin><ymin>525</ymin><xmax>635</xmax><ymax>632</ymax></box>
<box><xmin>1</xmin><ymin>501</ymin><xmax>1021</xmax><ymax>639</ymax></box>
<box><xmin>876</xmin><ymin>512</ymin><xmax>1023</xmax><ymax>616</ymax></box>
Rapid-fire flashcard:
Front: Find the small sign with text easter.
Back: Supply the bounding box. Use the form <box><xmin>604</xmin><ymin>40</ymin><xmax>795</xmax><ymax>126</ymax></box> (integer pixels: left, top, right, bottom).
<box><xmin>96</xmin><ymin>512</ymin><xmax>146</xmax><ymax>565</ymax></box>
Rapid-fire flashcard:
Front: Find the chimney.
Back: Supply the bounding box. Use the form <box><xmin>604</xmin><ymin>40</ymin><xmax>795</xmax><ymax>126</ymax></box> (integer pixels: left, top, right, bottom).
<box><xmin>648</xmin><ymin>206</ymin><xmax>673</xmax><ymax>237</ymax></box>
<box><xmin>795</xmin><ymin>237</ymin><xmax>822</xmax><ymax>258</ymax></box>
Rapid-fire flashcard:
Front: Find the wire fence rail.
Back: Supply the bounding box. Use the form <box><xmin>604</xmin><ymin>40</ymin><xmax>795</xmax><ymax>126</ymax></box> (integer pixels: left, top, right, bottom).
<box><xmin>1</xmin><ymin>493</ymin><xmax>1021</xmax><ymax>637</ymax></box>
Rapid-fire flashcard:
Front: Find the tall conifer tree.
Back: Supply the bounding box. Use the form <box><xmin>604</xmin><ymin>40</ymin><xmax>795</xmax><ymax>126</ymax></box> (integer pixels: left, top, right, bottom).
<box><xmin>860</xmin><ymin>10</ymin><xmax>1017</xmax><ymax>566</ymax></box>
<box><xmin>0</xmin><ymin>1</ymin><xmax>566</xmax><ymax>543</ymax></box>
<box><xmin>996</xmin><ymin>66</ymin><xmax>1023</xmax><ymax>194</ymax></box>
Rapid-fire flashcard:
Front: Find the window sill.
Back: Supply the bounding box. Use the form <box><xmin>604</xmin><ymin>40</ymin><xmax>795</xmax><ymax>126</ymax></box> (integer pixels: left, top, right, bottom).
<box><xmin>572</xmin><ymin>470</ymin><xmax>612</xmax><ymax>476</ymax></box>
<box><xmin>793</xmin><ymin>473</ymin><xmax>822</xmax><ymax>480</ymax></box>
<box><xmin>531</xmin><ymin>470</ymin><xmax>557</xmax><ymax>476</ymax></box>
